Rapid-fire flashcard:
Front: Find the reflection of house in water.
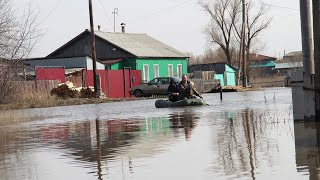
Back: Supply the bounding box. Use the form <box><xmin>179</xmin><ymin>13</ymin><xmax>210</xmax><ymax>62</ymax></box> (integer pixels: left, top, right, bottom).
<box><xmin>294</xmin><ymin>122</ymin><xmax>320</xmax><ymax>179</ymax></box>
<box><xmin>39</xmin><ymin>117</ymin><xmax>174</xmax><ymax>163</ymax></box>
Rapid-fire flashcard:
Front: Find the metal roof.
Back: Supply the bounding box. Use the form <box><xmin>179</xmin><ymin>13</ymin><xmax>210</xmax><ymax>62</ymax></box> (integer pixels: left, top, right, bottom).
<box><xmin>250</xmin><ymin>54</ymin><xmax>277</xmax><ymax>61</ymax></box>
<box><xmin>250</xmin><ymin>61</ymin><xmax>275</xmax><ymax>68</ymax></box>
<box><xmin>94</xmin><ymin>31</ymin><xmax>188</xmax><ymax>58</ymax></box>
<box><xmin>275</xmin><ymin>62</ymin><xmax>303</xmax><ymax>69</ymax></box>
<box><xmin>284</xmin><ymin>51</ymin><xmax>302</xmax><ymax>57</ymax></box>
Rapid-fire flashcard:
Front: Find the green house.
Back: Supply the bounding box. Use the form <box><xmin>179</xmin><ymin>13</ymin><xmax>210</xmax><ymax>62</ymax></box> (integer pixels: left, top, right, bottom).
<box><xmin>47</xmin><ymin>29</ymin><xmax>189</xmax><ymax>82</ymax></box>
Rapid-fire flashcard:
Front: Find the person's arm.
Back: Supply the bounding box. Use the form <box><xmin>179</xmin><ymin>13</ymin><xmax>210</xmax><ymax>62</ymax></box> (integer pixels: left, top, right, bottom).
<box><xmin>189</xmin><ymin>83</ymin><xmax>202</xmax><ymax>98</ymax></box>
<box><xmin>167</xmin><ymin>85</ymin><xmax>173</xmax><ymax>95</ymax></box>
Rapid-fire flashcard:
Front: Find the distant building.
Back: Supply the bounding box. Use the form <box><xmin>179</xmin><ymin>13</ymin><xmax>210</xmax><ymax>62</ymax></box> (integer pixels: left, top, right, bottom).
<box><xmin>275</xmin><ymin>51</ymin><xmax>303</xmax><ymax>76</ymax></box>
<box><xmin>249</xmin><ymin>54</ymin><xmax>277</xmax><ymax>76</ymax></box>
<box><xmin>188</xmin><ymin>63</ymin><xmax>237</xmax><ymax>86</ymax></box>
<box><xmin>282</xmin><ymin>51</ymin><xmax>303</xmax><ymax>62</ymax></box>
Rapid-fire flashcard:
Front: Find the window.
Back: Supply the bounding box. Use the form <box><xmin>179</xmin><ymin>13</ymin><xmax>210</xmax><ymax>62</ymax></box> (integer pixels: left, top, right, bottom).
<box><xmin>153</xmin><ymin>64</ymin><xmax>159</xmax><ymax>78</ymax></box>
<box><xmin>160</xmin><ymin>78</ymin><xmax>169</xmax><ymax>84</ymax></box>
<box><xmin>177</xmin><ymin>64</ymin><xmax>183</xmax><ymax>78</ymax></box>
<box><xmin>168</xmin><ymin>64</ymin><xmax>173</xmax><ymax>77</ymax></box>
<box><xmin>143</xmin><ymin>64</ymin><xmax>149</xmax><ymax>82</ymax></box>
<box><xmin>149</xmin><ymin>78</ymin><xmax>160</xmax><ymax>85</ymax></box>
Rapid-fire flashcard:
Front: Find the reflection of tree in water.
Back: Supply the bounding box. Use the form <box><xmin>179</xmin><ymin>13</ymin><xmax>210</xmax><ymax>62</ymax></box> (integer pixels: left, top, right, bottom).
<box><xmin>63</xmin><ymin>119</ymin><xmax>141</xmax><ymax>163</ymax></box>
<box><xmin>169</xmin><ymin>110</ymin><xmax>198</xmax><ymax>141</ymax></box>
<box><xmin>215</xmin><ymin>108</ymin><xmax>289</xmax><ymax>178</ymax></box>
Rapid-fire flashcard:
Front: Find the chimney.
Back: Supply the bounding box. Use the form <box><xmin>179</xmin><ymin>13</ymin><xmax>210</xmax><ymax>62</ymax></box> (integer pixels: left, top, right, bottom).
<box><xmin>121</xmin><ymin>23</ymin><xmax>126</xmax><ymax>33</ymax></box>
<box><xmin>98</xmin><ymin>25</ymin><xmax>101</xmax><ymax>31</ymax></box>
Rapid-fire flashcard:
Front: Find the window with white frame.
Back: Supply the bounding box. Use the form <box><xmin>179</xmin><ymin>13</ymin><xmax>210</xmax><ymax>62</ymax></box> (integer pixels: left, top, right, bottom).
<box><xmin>153</xmin><ymin>64</ymin><xmax>159</xmax><ymax>78</ymax></box>
<box><xmin>168</xmin><ymin>64</ymin><xmax>173</xmax><ymax>77</ymax></box>
<box><xmin>143</xmin><ymin>64</ymin><xmax>149</xmax><ymax>82</ymax></box>
<box><xmin>177</xmin><ymin>64</ymin><xmax>183</xmax><ymax>78</ymax></box>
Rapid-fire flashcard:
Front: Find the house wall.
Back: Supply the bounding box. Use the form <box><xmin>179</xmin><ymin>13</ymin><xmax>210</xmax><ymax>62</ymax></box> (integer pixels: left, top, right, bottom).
<box><xmin>48</xmin><ymin>34</ymin><xmax>90</xmax><ymax>58</ymax></box>
<box><xmin>225</xmin><ymin>64</ymin><xmax>236</xmax><ymax>86</ymax></box>
<box><xmin>86</xmin><ymin>57</ymin><xmax>105</xmax><ymax>70</ymax></box>
<box><xmin>136</xmin><ymin>58</ymin><xmax>188</xmax><ymax>81</ymax></box>
<box><xmin>26</xmin><ymin>57</ymin><xmax>87</xmax><ymax>68</ymax></box>
<box><xmin>26</xmin><ymin>57</ymin><xmax>105</xmax><ymax>70</ymax></box>
<box><xmin>110</xmin><ymin>59</ymin><xmax>137</xmax><ymax>70</ymax></box>
<box><xmin>188</xmin><ymin>63</ymin><xmax>225</xmax><ymax>74</ymax></box>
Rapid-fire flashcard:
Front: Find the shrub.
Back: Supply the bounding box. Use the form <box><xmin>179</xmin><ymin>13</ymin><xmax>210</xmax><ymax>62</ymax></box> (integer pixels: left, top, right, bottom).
<box><xmin>80</xmin><ymin>87</ymin><xmax>96</xmax><ymax>98</ymax></box>
<box><xmin>50</xmin><ymin>84</ymin><xmax>78</xmax><ymax>98</ymax></box>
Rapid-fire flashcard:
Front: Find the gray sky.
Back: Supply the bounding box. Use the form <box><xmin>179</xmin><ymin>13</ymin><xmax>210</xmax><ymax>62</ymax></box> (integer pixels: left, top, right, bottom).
<box><xmin>15</xmin><ymin>0</ymin><xmax>301</xmax><ymax>59</ymax></box>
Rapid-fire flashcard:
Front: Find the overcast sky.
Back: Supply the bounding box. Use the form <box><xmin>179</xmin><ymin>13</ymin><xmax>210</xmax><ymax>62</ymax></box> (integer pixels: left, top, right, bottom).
<box><xmin>15</xmin><ymin>0</ymin><xmax>301</xmax><ymax>59</ymax></box>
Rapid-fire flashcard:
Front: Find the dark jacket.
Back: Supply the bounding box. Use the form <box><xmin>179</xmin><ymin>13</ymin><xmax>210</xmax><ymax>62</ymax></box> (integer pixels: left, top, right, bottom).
<box><xmin>167</xmin><ymin>83</ymin><xmax>180</xmax><ymax>102</ymax></box>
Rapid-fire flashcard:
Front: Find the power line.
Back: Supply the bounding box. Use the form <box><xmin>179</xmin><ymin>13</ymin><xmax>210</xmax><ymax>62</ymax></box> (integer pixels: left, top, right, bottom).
<box><xmin>38</xmin><ymin>0</ymin><xmax>64</xmax><ymax>25</ymax></box>
<box><xmin>97</xmin><ymin>0</ymin><xmax>113</xmax><ymax>27</ymax></box>
<box><xmin>257</xmin><ymin>1</ymin><xmax>299</xmax><ymax>12</ymax></box>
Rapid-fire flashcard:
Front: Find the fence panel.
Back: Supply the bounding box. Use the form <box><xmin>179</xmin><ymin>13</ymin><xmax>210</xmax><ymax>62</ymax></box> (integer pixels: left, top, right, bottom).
<box><xmin>16</xmin><ymin>80</ymin><xmax>60</xmax><ymax>95</ymax></box>
<box><xmin>36</xmin><ymin>67</ymin><xmax>65</xmax><ymax>83</ymax></box>
<box><xmin>250</xmin><ymin>75</ymin><xmax>287</xmax><ymax>88</ymax></box>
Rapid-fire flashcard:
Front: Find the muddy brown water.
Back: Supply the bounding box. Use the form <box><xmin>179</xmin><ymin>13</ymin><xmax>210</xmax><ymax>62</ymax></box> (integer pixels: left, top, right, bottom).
<box><xmin>0</xmin><ymin>87</ymin><xmax>317</xmax><ymax>179</ymax></box>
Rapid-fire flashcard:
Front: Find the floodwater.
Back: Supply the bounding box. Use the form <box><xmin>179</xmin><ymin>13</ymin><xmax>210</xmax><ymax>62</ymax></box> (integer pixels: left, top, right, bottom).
<box><xmin>0</xmin><ymin>87</ymin><xmax>317</xmax><ymax>180</ymax></box>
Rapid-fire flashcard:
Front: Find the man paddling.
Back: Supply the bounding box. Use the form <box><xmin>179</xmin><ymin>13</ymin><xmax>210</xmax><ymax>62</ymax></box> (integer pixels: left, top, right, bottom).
<box><xmin>177</xmin><ymin>75</ymin><xmax>202</xmax><ymax>99</ymax></box>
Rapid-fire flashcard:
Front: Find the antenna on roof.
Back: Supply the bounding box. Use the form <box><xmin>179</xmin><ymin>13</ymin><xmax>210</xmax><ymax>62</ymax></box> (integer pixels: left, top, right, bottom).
<box><xmin>112</xmin><ymin>8</ymin><xmax>119</xmax><ymax>32</ymax></box>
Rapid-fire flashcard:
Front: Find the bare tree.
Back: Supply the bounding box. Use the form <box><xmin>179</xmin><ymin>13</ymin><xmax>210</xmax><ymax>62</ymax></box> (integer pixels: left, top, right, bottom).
<box><xmin>200</xmin><ymin>0</ymin><xmax>241</xmax><ymax>65</ymax></box>
<box><xmin>233</xmin><ymin>1</ymin><xmax>271</xmax><ymax>82</ymax></box>
<box><xmin>0</xmin><ymin>0</ymin><xmax>40</xmax><ymax>103</ymax></box>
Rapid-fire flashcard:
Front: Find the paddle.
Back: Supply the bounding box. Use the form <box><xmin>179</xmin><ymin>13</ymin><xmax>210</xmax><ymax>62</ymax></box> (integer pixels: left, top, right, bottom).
<box><xmin>193</xmin><ymin>87</ymin><xmax>209</xmax><ymax>106</ymax></box>
<box><xmin>199</xmin><ymin>96</ymin><xmax>209</xmax><ymax>106</ymax></box>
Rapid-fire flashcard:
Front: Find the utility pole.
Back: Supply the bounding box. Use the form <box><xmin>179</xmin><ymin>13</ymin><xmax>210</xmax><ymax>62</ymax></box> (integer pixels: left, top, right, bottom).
<box><xmin>88</xmin><ymin>0</ymin><xmax>98</xmax><ymax>94</ymax></box>
<box><xmin>241</xmin><ymin>0</ymin><xmax>247</xmax><ymax>88</ymax></box>
<box><xmin>112</xmin><ymin>8</ymin><xmax>119</xmax><ymax>32</ymax></box>
<box><xmin>237</xmin><ymin>37</ymin><xmax>242</xmax><ymax>86</ymax></box>
<box><xmin>300</xmin><ymin>0</ymin><xmax>315</xmax><ymax>120</ymax></box>
<box><xmin>313</xmin><ymin>0</ymin><xmax>320</xmax><ymax>120</ymax></box>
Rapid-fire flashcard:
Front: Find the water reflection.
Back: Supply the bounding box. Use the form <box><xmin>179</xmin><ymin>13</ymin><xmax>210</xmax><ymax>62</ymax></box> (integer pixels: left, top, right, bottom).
<box><xmin>169</xmin><ymin>109</ymin><xmax>198</xmax><ymax>141</ymax></box>
<box><xmin>0</xmin><ymin>88</ymin><xmax>307</xmax><ymax>180</ymax></box>
<box><xmin>295</xmin><ymin>122</ymin><xmax>320</xmax><ymax>179</ymax></box>
<box><xmin>213</xmin><ymin>107</ymin><xmax>296</xmax><ymax>179</ymax></box>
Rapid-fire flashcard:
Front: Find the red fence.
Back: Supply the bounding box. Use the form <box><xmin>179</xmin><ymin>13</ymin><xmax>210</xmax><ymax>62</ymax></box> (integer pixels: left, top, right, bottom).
<box><xmin>36</xmin><ymin>67</ymin><xmax>65</xmax><ymax>83</ymax></box>
<box><xmin>83</xmin><ymin>70</ymin><xmax>141</xmax><ymax>98</ymax></box>
<box><xmin>36</xmin><ymin>68</ymin><xmax>141</xmax><ymax>98</ymax></box>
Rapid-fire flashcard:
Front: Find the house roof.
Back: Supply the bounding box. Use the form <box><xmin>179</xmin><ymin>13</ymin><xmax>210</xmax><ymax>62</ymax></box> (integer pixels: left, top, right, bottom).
<box><xmin>93</xmin><ymin>30</ymin><xmax>188</xmax><ymax>58</ymax></box>
<box><xmin>250</xmin><ymin>54</ymin><xmax>277</xmax><ymax>61</ymax></box>
<box><xmin>284</xmin><ymin>51</ymin><xmax>302</xmax><ymax>57</ymax></box>
<box><xmin>275</xmin><ymin>62</ymin><xmax>303</xmax><ymax>69</ymax></box>
<box><xmin>188</xmin><ymin>62</ymin><xmax>237</xmax><ymax>74</ymax></box>
<box><xmin>250</xmin><ymin>61</ymin><xmax>275</xmax><ymax>68</ymax></box>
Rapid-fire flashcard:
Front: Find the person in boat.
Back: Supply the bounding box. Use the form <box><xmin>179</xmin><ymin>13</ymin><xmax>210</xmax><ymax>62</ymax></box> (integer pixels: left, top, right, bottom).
<box><xmin>177</xmin><ymin>74</ymin><xmax>203</xmax><ymax>99</ymax></box>
<box><xmin>167</xmin><ymin>78</ymin><xmax>182</xmax><ymax>102</ymax></box>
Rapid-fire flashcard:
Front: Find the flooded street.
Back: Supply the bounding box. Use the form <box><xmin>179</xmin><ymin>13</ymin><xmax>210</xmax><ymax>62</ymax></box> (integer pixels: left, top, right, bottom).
<box><xmin>0</xmin><ymin>87</ymin><xmax>317</xmax><ymax>179</ymax></box>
